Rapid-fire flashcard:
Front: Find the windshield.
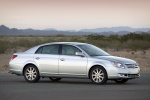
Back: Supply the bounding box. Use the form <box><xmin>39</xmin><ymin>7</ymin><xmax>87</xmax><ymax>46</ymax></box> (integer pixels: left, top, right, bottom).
<box><xmin>78</xmin><ymin>44</ymin><xmax>109</xmax><ymax>56</ymax></box>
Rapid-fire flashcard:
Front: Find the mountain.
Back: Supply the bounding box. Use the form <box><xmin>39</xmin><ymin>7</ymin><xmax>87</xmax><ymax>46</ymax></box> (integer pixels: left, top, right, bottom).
<box><xmin>80</xmin><ymin>26</ymin><xmax>150</xmax><ymax>33</ymax></box>
<box><xmin>0</xmin><ymin>25</ymin><xmax>150</xmax><ymax>36</ymax></box>
<box><xmin>0</xmin><ymin>25</ymin><xmax>90</xmax><ymax>36</ymax></box>
<box><xmin>44</xmin><ymin>28</ymin><xmax>57</xmax><ymax>31</ymax></box>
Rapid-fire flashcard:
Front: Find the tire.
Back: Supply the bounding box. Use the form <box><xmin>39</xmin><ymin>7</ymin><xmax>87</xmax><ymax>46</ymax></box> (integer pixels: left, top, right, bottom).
<box><xmin>114</xmin><ymin>79</ymin><xmax>128</xmax><ymax>84</ymax></box>
<box><xmin>49</xmin><ymin>77</ymin><xmax>62</xmax><ymax>81</ymax></box>
<box><xmin>90</xmin><ymin>66</ymin><xmax>107</xmax><ymax>84</ymax></box>
<box><xmin>24</xmin><ymin>65</ymin><xmax>40</xmax><ymax>82</ymax></box>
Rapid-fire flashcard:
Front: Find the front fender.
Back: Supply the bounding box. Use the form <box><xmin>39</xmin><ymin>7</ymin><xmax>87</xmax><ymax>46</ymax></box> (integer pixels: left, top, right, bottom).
<box><xmin>86</xmin><ymin>59</ymin><xmax>110</xmax><ymax>77</ymax></box>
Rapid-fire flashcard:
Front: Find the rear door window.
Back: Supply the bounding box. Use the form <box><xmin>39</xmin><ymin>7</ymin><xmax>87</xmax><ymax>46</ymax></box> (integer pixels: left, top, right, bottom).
<box><xmin>35</xmin><ymin>45</ymin><xmax>59</xmax><ymax>55</ymax></box>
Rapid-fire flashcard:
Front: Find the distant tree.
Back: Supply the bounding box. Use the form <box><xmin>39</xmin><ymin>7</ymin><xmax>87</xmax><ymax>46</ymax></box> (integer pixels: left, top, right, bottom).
<box><xmin>87</xmin><ymin>34</ymin><xmax>105</xmax><ymax>40</ymax></box>
<box><xmin>108</xmin><ymin>34</ymin><xmax>119</xmax><ymax>40</ymax></box>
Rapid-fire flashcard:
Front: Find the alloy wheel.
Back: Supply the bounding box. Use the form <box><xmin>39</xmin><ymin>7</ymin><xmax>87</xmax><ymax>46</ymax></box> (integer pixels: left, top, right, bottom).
<box><xmin>90</xmin><ymin>67</ymin><xmax>107</xmax><ymax>84</ymax></box>
<box><xmin>24</xmin><ymin>65</ymin><xmax>40</xmax><ymax>82</ymax></box>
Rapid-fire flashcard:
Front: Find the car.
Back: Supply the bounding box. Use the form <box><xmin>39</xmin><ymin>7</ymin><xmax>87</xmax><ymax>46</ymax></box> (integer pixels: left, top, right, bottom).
<box><xmin>9</xmin><ymin>42</ymin><xmax>140</xmax><ymax>84</ymax></box>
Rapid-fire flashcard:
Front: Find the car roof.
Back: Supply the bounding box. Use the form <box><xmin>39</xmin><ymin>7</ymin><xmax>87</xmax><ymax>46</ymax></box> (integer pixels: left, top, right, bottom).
<box><xmin>40</xmin><ymin>42</ymin><xmax>88</xmax><ymax>46</ymax></box>
<box><xmin>24</xmin><ymin>42</ymin><xmax>89</xmax><ymax>54</ymax></box>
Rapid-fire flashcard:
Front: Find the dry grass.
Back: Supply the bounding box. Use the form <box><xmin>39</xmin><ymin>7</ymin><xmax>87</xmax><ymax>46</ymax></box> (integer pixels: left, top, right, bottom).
<box><xmin>108</xmin><ymin>49</ymin><xmax>150</xmax><ymax>71</ymax></box>
<box><xmin>0</xmin><ymin>53</ymin><xmax>12</xmax><ymax>73</ymax></box>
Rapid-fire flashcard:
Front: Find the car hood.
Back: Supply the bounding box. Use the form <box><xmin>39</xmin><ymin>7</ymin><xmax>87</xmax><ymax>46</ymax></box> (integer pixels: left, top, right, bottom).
<box><xmin>93</xmin><ymin>56</ymin><xmax>136</xmax><ymax>64</ymax></box>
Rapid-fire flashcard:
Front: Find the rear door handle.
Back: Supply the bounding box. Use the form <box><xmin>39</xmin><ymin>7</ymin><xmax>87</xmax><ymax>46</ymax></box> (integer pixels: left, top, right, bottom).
<box><xmin>60</xmin><ymin>58</ymin><xmax>65</xmax><ymax>61</ymax></box>
<box><xmin>35</xmin><ymin>57</ymin><xmax>40</xmax><ymax>60</ymax></box>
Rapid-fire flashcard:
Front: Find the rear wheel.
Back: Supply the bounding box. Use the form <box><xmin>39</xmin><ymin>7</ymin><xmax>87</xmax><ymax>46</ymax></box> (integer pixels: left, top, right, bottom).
<box><xmin>49</xmin><ymin>77</ymin><xmax>62</xmax><ymax>81</ymax></box>
<box><xmin>90</xmin><ymin>66</ymin><xmax>107</xmax><ymax>84</ymax></box>
<box><xmin>114</xmin><ymin>79</ymin><xmax>128</xmax><ymax>84</ymax></box>
<box><xmin>24</xmin><ymin>65</ymin><xmax>40</xmax><ymax>82</ymax></box>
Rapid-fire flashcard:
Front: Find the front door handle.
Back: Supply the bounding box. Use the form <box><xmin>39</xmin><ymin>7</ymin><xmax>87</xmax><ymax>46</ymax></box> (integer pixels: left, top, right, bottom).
<box><xmin>60</xmin><ymin>58</ymin><xmax>65</xmax><ymax>61</ymax></box>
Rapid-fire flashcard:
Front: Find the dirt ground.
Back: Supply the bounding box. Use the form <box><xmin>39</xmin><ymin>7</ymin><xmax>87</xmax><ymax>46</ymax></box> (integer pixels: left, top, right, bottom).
<box><xmin>0</xmin><ymin>49</ymin><xmax>150</xmax><ymax>73</ymax></box>
<box><xmin>107</xmin><ymin>49</ymin><xmax>150</xmax><ymax>71</ymax></box>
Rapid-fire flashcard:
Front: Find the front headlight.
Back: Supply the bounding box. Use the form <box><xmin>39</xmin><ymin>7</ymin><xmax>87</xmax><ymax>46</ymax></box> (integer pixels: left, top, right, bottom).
<box><xmin>111</xmin><ymin>61</ymin><xmax>125</xmax><ymax>69</ymax></box>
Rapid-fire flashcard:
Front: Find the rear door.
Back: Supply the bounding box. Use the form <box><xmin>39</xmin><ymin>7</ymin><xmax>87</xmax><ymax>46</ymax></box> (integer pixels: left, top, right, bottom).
<box><xmin>34</xmin><ymin>44</ymin><xmax>60</xmax><ymax>75</ymax></box>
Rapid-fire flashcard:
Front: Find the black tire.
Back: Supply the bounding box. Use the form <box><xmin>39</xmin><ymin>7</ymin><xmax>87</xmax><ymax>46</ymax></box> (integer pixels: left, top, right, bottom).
<box><xmin>24</xmin><ymin>65</ymin><xmax>40</xmax><ymax>83</ymax></box>
<box><xmin>114</xmin><ymin>79</ymin><xmax>128</xmax><ymax>84</ymax></box>
<box><xmin>90</xmin><ymin>66</ymin><xmax>107</xmax><ymax>84</ymax></box>
<box><xmin>49</xmin><ymin>77</ymin><xmax>62</xmax><ymax>81</ymax></box>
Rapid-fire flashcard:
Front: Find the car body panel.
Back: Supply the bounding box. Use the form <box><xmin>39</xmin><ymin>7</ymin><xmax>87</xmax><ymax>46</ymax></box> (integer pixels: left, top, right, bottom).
<box><xmin>9</xmin><ymin>42</ymin><xmax>140</xmax><ymax>81</ymax></box>
<box><xmin>94</xmin><ymin>56</ymin><xmax>136</xmax><ymax>64</ymax></box>
<box><xmin>34</xmin><ymin>54</ymin><xmax>59</xmax><ymax>75</ymax></box>
<box><xmin>59</xmin><ymin>55</ymin><xmax>88</xmax><ymax>76</ymax></box>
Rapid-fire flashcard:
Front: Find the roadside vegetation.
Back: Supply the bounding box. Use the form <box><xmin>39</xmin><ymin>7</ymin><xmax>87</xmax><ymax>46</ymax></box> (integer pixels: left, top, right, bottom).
<box><xmin>0</xmin><ymin>33</ymin><xmax>150</xmax><ymax>71</ymax></box>
<box><xmin>0</xmin><ymin>33</ymin><xmax>150</xmax><ymax>54</ymax></box>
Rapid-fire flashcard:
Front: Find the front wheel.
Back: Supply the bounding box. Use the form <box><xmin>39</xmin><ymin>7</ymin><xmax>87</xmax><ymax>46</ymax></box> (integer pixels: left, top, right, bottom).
<box><xmin>114</xmin><ymin>79</ymin><xmax>128</xmax><ymax>84</ymax></box>
<box><xmin>49</xmin><ymin>77</ymin><xmax>62</xmax><ymax>81</ymax></box>
<box><xmin>24</xmin><ymin>65</ymin><xmax>40</xmax><ymax>82</ymax></box>
<box><xmin>90</xmin><ymin>66</ymin><xmax>107</xmax><ymax>84</ymax></box>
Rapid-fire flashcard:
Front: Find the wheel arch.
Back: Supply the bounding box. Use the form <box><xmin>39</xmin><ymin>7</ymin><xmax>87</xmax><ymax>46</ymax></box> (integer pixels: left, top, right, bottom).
<box><xmin>88</xmin><ymin>65</ymin><xmax>108</xmax><ymax>79</ymax></box>
<box><xmin>22</xmin><ymin>63</ymin><xmax>39</xmax><ymax>75</ymax></box>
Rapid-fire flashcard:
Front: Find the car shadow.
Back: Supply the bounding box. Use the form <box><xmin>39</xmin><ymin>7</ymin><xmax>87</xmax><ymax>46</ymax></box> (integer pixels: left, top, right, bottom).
<box><xmin>21</xmin><ymin>78</ymin><xmax>139</xmax><ymax>86</ymax></box>
<box><xmin>11</xmin><ymin>76</ymin><xmax>139</xmax><ymax>85</ymax></box>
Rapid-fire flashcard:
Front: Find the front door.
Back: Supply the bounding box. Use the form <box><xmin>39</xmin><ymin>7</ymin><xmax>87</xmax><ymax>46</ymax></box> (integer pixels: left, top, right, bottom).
<box><xmin>59</xmin><ymin>45</ymin><xmax>88</xmax><ymax>77</ymax></box>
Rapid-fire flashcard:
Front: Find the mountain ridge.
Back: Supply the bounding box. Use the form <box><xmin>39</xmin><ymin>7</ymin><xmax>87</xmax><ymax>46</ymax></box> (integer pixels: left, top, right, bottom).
<box><xmin>80</xmin><ymin>26</ymin><xmax>150</xmax><ymax>32</ymax></box>
<box><xmin>0</xmin><ymin>25</ymin><xmax>150</xmax><ymax>36</ymax></box>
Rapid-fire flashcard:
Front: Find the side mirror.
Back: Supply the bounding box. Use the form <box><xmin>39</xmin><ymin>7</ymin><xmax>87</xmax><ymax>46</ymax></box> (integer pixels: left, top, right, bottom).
<box><xmin>75</xmin><ymin>52</ymin><xmax>85</xmax><ymax>57</ymax></box>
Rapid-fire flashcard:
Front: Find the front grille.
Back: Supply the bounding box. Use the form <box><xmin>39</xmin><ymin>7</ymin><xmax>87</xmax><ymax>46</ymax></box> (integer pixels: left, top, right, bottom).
<box><xmin>125</xmin><ymin>64</ymin><xmax>138</xmax><ymax>68</ymax></box>
<box><xmin>119</xmin><ymin>73</ymin><xmax>140</xmax><ymax>78</ymax></box>
<box><xmin>128</xmin><ymin>74</ymin><xmax>140</xmax><ymax>78</ymax></box>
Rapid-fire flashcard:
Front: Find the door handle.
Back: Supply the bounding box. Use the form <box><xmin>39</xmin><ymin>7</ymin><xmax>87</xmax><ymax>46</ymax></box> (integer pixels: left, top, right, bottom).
<box><xmin>35</xmin><ymin>57</ymin><xmax>40</xmax><ymax>60</ymax></box>
<box><xmin>60</xmin><ymin>58</ymin><xmax>65</xmax><ymax>61</ymax></box>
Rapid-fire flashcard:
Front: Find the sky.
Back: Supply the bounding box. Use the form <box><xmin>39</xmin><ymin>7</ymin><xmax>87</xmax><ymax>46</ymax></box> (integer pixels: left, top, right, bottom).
<box><xmin>0</xmin><ymin>0</ymin><xmax>150</xmax><ymax>30</ymax></box>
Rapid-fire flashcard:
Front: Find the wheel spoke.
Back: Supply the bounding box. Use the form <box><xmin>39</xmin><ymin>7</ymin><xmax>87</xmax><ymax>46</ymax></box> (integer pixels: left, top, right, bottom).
<box><xmin>99</xmin><ymin>73</ymin><xmax>104</xmax><ymax>76</ymax></box>
<box><xmin>92</xmin><ymin>74</ymin><xmax>96</xmax><ymax>77</ymax></box>
<box><xmin>29</xmin><ymin>67</ymin><xmax>32</xmax><ymax>71</ymax></box>
<box><xmin>96</xmin><ymin>69</ymin><xmax>99</xmax><ymax>73</ymax></box>
<box><xmin>27</xmin><ymin>69</ymin><xmax>30</xmax><ymax>72</ymax></box>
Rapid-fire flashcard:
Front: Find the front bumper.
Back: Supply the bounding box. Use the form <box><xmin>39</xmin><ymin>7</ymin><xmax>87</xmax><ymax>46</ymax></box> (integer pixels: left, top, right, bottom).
<box><xmin>117</xmin><ymin>73</ymin><xmax>140</xmax><ymax>79</ymax></box>
<box><xmin>107</xmin><ymin>66</ymin><xmax>140</xmax><ymax>79</ymax></box>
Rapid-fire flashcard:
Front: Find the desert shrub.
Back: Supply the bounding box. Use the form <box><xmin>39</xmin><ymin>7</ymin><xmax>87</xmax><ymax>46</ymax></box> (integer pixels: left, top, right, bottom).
<box><xmin>0</xmin><ymin>40</ymin><xmax>9</xmax><ymax>54</ymax></box>
<box><xmin>55</xmin><ymin>34</ymin><xmax>66</xmax><ymax>37</ymax></box>
<box><xmin>87</xmin><ymin>34</ymin><xmax>105</xmax><ymax>40</ymax></box>
<box><xmin>124</xmin><ymin>40</ymin><xmax>150</xmax><ymax>51</ymax></box>
<box><xmin>108</xmin><ymin>34</ymin><xmax>120</xmax><ymax>41</ymax></box>
<box><xmin>0</xmin><ymin>33</ymin><xmax>150</xmax><ymax>54</ymax></box>
<box><xmin>120</xmin><ymin>33</ymin><xmax>150</xmax><ymax>42</ymax></box>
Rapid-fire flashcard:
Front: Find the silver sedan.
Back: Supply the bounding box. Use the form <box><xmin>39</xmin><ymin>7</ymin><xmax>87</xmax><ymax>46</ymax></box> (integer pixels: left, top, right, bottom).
<box><xmin>9</xmin><ymin>42</ymin><xmax>140</xmax><ymax>84</ymax></box>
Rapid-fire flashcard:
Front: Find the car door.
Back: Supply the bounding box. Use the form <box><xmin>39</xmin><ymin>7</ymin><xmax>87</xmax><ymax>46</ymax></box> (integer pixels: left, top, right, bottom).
<box><xmin>34</xmin><ymin>44</ymin><xmax>60</xmax><ymax>75</ymax></box>
<box><xmin>59</xmin><ymin>45</ymin><xmax>88</xmax><ymax>77</ymax></box>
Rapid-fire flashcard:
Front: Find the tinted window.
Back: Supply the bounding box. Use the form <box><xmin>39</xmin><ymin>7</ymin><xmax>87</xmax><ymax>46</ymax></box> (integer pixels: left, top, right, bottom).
<box><xmin>36</xmin><ymin>45</ymin><xmax>59</xmax><ymax>55</ymax></box>
<box><xmin>36</xmin><ymin>47</ymin><xmax>42</xmax><ymax>54</ymax></box>
<box><xmin>62</xmin><ymin>45</ymin><xmax>81</xmax><ymax>56</ymax></box>
<box><xmin>78</xmin><ymin>44</ymin><xmax>109</xmax><ymax>56</ymax></box>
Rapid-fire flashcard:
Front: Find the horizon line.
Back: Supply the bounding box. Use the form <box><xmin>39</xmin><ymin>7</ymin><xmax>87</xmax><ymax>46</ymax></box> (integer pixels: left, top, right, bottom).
<box><xmin>1</xmin><ymin>24</ymin><xmax>150</xmax><ymax>31</ymax></box>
